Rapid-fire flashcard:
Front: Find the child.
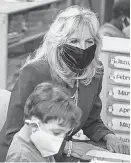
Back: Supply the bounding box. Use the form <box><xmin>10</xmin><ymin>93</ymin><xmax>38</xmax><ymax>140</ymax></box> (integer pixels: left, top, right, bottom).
<box><xmin>6</xmin><ymin>82</ymin><xmax>82</xmax><ymax>162</ymax></box>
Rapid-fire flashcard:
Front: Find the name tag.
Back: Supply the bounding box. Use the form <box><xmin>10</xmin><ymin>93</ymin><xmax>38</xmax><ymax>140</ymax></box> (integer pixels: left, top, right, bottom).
<box><xmin>108</xmin><ymin>86</ymin><xmax>130</xmax><ymax>101</ymax></box>
<box><xmin>107</xmin><ymin>118</ymin><xmax>130</xmax><ymax>132</ymax></box>
<box><xmin>109</xmin><ymin>70</ymin><xmax>130</xmax><ymax>85</ymax></box>
<box><xmin>109</xmin><ymin>56</ymin><xmax>130</xmax><ymax>69</ymax></box>
<box><xmin>115</xmin><ymin>133</ymin><xmax>130</xmax><ymax>143</ymax></box>
<box><xmin>108</xmin><ymin>103</ymin><xmax>130</xmax><ymax>117</ymax></box>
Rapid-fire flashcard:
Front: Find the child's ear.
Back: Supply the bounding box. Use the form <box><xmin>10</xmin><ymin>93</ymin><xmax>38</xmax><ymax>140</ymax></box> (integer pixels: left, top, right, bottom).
<box><xmin>31</xmin><ymin>123</ymin><xmax>39</xmax><ymax>132</ymax></box>
<box><xmin>30</xmin><ymin>116</ymin><xmax>41</xmax><ymax>132</ymax></box>
<box><xmin>25</xmin><ymin>117</ymin><xmax>40</xmax><ymax>132</ymax></box>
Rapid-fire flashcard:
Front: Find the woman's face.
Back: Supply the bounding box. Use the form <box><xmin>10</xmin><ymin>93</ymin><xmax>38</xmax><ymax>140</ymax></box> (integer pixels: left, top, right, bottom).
<box><xmin>67</xmin><ymin>25</ymin><xmax>95</xmax><ymax>49</ymax></box>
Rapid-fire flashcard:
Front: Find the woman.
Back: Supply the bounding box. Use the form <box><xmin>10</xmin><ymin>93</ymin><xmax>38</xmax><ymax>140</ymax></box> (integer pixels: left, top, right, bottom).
<box><xmin>0</xmin><ymin>6</ymin><xmax>129</xmax><ymax>162</ymax></box>
<box><xmin>6</xmin><ymin>82</ymin><xmax>82</xmax><ymax>162</ymax></box>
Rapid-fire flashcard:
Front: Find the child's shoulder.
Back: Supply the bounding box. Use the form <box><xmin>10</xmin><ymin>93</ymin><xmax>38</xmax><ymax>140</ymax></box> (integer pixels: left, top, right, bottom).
<box><xmin>6</xmin><ymin>133</ymin><xmax>49</xmax><ymax>162</ymax></box>
<box><xmin>6</xmin><ymin>134</ymin><xmax>31</xmax><ymax>162</ymax></box>
<box><xmin>6</xmin><ymin>153</ymin><xmax>30</xmax><ymax>162</ymax></box>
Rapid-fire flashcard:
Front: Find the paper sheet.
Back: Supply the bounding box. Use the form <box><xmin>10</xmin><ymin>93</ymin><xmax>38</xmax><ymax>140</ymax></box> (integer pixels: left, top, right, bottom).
<box><xmin>86</xmin><ymin>150</ymin><xmax>130</xmax><ymax>162</ymax></box>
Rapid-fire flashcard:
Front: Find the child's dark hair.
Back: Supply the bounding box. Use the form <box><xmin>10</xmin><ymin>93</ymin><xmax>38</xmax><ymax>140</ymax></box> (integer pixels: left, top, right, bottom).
<box><xmin>24</xmin><ymin>82</ymin><xmax>82</xmax><ymax>129</ymax></box>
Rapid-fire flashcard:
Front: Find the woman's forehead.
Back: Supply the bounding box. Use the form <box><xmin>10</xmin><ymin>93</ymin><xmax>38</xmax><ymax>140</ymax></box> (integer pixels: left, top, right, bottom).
<box><xmin>68</xmin><ymin>24</ymin><xmax>93</xmax><ymax>40</ymax></box>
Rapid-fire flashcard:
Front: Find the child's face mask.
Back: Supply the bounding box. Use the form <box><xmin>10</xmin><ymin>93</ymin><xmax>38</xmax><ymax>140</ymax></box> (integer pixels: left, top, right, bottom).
<box><xmin>25</xmin><ymin>120</ymin><xmax>64</xmax><ymax>157</ymax></box>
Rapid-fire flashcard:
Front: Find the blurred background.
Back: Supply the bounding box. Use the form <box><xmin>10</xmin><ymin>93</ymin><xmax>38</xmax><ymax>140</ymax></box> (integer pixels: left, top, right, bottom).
<box><xmin>0</xmin><ymin>0</ymin><xmax>129</xmax><ymax>91</ymax></box>
<box><xmin>0</xmin><ymin>0</ymin><xmax>130</xmax><ymax>144</ymax></box>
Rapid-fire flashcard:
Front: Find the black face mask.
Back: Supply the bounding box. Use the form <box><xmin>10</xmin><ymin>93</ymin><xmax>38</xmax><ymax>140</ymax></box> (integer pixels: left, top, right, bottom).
<box><xmin>61</xmin><ymin>44</ymin><xmax>96</xmax><ymax>73</ymax></box>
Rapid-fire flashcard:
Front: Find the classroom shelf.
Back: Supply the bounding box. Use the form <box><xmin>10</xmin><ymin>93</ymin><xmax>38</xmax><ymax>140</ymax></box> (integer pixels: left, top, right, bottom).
<box><xmin>100</xmin><ymin>37</ymin><xmax>130</xmax><ymax>144</ymax></box>
<box><xmin>0</xmin><ymin>0</ymin><xmax>60</xmax><ymax>14</ymax></box>
<box><xmin>0</xmin><ymin>0</ymin><xmax>70</xmax><ymax>89</ymax></box>
<box><xmin>8</xmin><ymin>27</ymin><xmax>48</xmax><ymax>48</ymax></box>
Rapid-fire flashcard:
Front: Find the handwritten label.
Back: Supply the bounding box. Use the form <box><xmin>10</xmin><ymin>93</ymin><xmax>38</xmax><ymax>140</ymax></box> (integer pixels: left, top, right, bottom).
<box><xmin>108</xmin><ymin>103</ymin><xmax>130</xmax><ymax>117</ymax></box>
<box><xmin>107</xmin><ymin>118</ymin><xmax>130</xmax><ymax>132</ymax></box>
<box><xmin>108</xmin><ymin>87</ymin><xmax>130</xmax><ymax>101</ymax></box>
<box><xmin>109</xmin><ymin>56</ymin><xmax>130</xmax><ymax>69</ymax></box>
<box><xmin>115</xmin><ymin>133</ymin><xmax>130</xmax><ymax>143</ymax></box>
<box><xmin>109</xmin><ymin>70</ymin><xmax>130</xmax><ymax>85</ymax></box>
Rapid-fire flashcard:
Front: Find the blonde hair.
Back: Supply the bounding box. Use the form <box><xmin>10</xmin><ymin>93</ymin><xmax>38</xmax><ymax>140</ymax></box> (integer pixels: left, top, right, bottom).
<box><xmin>23</xmin><ymin>6</ymin><xmax>103</xmax><ymax>87</ymax></box>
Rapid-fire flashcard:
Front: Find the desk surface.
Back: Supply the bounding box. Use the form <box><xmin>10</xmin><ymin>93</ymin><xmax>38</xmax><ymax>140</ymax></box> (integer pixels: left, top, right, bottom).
<box><xmin>86</xmin><ymin>150</ymin><xmax>130</xmax><ymax>162</ymax></box>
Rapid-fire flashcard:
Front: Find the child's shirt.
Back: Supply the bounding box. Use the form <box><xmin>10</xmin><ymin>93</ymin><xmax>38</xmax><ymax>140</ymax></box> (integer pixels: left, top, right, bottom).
<box><xmin>6</xmin><ymin>133</ymin><xmax>55</xmax><ymax>162</ymax></box>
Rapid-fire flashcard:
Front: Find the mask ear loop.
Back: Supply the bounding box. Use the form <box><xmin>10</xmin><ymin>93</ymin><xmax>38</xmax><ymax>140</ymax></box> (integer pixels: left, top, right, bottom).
<box><xmin>25</xmin><ymin>120</ymin><xmax>40</xmax><ymax>132</ymax></box>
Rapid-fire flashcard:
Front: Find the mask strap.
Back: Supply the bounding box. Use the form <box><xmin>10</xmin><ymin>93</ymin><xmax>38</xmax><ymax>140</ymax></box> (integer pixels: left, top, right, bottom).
<box><xmin>25</xmin><ymin>120</ymin><xmax>40</xmax><ymax>131</ymax></box>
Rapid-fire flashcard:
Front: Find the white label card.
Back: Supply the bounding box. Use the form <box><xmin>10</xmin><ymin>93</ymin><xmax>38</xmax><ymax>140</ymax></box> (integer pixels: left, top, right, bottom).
<box><xmin>115</xmin><ymin>133</ymin><xmax>130</xmax><ymax>143</ymax></box>
<box><xmin>107</xmin><ymin>118</ymin><xmax>130</xmax><ymax>132</ymax></box>
<box><xmin>109</xmin><ymin>56</ymin><xmax>130</xmax><ymax>69</ymax></box>
<box><xmin>108</xmin><ymin>87</ymin><xmax>130</xmax><ymax>101</ymax></box>
<box><xmin>109</xmin><ymin>70</ymin><xmax>130</xmax><ymax>85</ymax></box>
<box><xmin>108</xmin><ymin>103</ymin><xmax>130</xmax><ymax>117</ymax></box>
<box><xmin>86</xmin><ymin>150</ymin><xmax>130</xmax><ymax>162</ymax></box>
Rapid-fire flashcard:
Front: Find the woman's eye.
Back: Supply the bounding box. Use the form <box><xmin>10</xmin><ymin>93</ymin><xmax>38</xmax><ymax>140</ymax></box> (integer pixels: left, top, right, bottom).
<box><xmin>87</xmin><ymin>40</ymin><xmax>94</xmax><ymax>44</ymax></box>
<box><xmin>70</xmin><ymin>39</ymin><xmax>79</xmax><ymax>44</ymax></box>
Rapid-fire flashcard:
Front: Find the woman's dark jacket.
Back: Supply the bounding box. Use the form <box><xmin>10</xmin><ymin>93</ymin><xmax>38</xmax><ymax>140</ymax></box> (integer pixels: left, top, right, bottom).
<box><xmin>0</xmin><ymin>60</ymin><xmax>112</xmax><ymax>161</ymax></box>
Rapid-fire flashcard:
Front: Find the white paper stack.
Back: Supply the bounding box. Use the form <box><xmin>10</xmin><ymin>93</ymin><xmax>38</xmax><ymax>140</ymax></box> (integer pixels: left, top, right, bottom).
<box><xmin>86</xmin><ymin>150</ymin><xmax>130</xmax><ymax>162</ymax></box>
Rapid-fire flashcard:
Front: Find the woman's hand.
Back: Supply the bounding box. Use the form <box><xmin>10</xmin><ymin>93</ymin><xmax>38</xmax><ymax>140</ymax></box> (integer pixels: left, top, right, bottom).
<box><xmin>104</xmin><ymin>134</ymin><xmax>130</xmax><ymax>154</ymax></box>
<box><xmin>64</xmin><ymin>141</ymin><xmax>108</xmax><ymax>160</ymax></box>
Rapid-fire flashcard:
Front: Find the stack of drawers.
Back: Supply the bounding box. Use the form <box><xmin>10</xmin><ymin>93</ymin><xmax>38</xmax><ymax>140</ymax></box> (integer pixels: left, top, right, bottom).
<box><xmin>107</xmin><ymin>53</ymin><xmax>130</xmax><ymax>143</ymax></box>
<box><xmin>100</xmin><ymin>37</ymin><xmax>130</xmax><ymax>144</ymax></box>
